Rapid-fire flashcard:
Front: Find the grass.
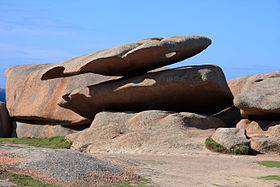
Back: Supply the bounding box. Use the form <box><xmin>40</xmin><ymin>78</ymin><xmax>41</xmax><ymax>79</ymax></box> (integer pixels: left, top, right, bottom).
<box><xmin>205</xmin><ymin>137</ymin><xmax>250</xmax><ymax>155</ymax></box>
<box><xmin>0</xmin><ymin>136</ymin><xmax>71</xmax><ymax>149</ymax></box>
<box><xmin>258</xmin><ymin>175</ymin><xmax>280</xmax><ymax>181</ymax></box>
<box><xmin>257</xmin><ymin>161</ymin><xmax>280</xmax><ymax>168</ymax></box>
<box><xmin>143</xmin><ymin>159</ymin><xmax>167</xmax><ymax>165</ymax></box>
<box><xmin>100</xmin><ymin>178</ymin><xmax>151</xmax><ymax>187</ymax></box>
<box><xmin>0</xmin><ymin>169</ymin><xmax>60</xmax><ymax>187</ymax></box>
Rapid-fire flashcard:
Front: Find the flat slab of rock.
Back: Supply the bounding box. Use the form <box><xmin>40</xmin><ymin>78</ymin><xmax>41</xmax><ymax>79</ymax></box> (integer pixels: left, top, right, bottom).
<box><xmin>211</xmin><ymin>128</ymin><xmax>250</xmax><ymax>149</ymax></box>
<box><xmin>41</xmin><ymin>36</ymin><xmax>211</xmax><ymax>79</ymax></box>
<box><xmin>60</xmin><ymin>65</ymin><xmax>233</xmax><ymax>119</ymax></box>
<box><xmin>12</xmin><ymin>121</ymin><xmax>78</xmax><ymax>138</ymax></box>
<box><xmin>5</xmin><ymin>64</ymin><xmax>114</xmax><ymax>126</ymax></box>
<box><xmin>0</xmin><ymin>147</ymin><xmax>139</xmax><ymax>187</ymax></box>
<box><xmin>0</xmin><ymin>102</ymin><xmax>11</xmax><ymax>137</ymax></box>
<box><xmin>66</xmin><ymin>110</ymin><xmax>226</xmax><ymax>154</ymax></box>
<box><xmin>229</xmin><ymin>71</ymin><xmax>280</xmax><ymax>119</ymax></box>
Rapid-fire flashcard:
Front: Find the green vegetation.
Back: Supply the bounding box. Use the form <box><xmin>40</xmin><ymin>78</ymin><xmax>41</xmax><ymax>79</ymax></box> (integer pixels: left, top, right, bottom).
<box><xmin>230</xmin><ymin>144</ymin><xmax>250</xmax><ymax>154</ymax></box>
<box><xmin>205</xmin><ymin>137</ymin><xmax>227</xmax><ymax>153</ymax></box>
<box><xmin>0</xmin><ymin>169</ymin><xmax>60</xmax><ymax>187</ymax></box>
<box><xmin>100</xmin><ymin>178</ymin><xmax>151</xmax><ymax>187</ymax></box>
<box><xmin>257</xmin><ymin>161</ymin><xmax>280</xmax><ymax>168</ymax></box>
<box><xmin>258</xmin><ymin>175</ymin><xmax>280</xmax><ymax>181</ymax></box>
<box><xmin>205</xmin><ymin>137</ymin><xmax>250</xmax><ymax>155</ymax></box>
<box><xmin>277</xmin><ymin>145</ymin><xmax>280</xmax><ymax>155</ymax></box>
<box><xmin>0</xmin><ymin>136</ymin><xmax>71</xmax><ymax>149</ymax></box>
<box><xmin>143</xmin><ymin>159</ymin><xmax>167</xmax><ymax>165</ymax></box>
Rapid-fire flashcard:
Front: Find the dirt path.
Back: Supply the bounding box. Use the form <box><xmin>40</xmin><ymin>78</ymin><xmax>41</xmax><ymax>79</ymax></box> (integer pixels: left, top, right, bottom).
<box><xmin>98</xmin><ymin>151</ymin><xmax>280</xmax><ymax>187</ymax></box>
<box><xmin>1</xmin><ymin>142</ymin><xmax>280</xmax><ymax>187</ymax></box>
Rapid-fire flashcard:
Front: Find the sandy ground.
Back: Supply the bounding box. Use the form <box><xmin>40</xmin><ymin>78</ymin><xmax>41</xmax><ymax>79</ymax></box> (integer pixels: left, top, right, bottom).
<box><xmin>98</xmin><ymin>150</ymin><xmax>280</xmax><ymax>187</ymax></box>
<box><xmin>1</xmin><ymin>142</ymin><xmax>280</xmax><ymax>187</ymax></box>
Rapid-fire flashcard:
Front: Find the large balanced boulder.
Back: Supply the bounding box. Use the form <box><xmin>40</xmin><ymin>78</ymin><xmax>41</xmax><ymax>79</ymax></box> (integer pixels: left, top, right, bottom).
<box><xmin>0</xmin><ymin>102</ymin><xmax>11</xmax><ymax>137</ymax></box>
<box><xmin>5</xmin><ymin>64</ymin><xmax>113</xmax><ymax>126</ymax></box>
<box><xmin>60</xmin><ymin>65</ymin><xmax>233</xmax><ymax>119</ymax></box>
<box><xmin>229</xmin><ymin>71</ymin><xmax>280</xmax><ymax>119</ymax></box>
<box><xmin>41</xmin><ymin>36</ymin><xmax>211</xmax><ymax>79</ymax></box>
<box><xmin>66</xmin><ymin>110</ymin><xmax>226</xmax><ymax>154</ymax></box>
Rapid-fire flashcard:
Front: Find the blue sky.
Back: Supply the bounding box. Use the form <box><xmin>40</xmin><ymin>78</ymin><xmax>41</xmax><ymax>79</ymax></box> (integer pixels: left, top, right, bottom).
<box><xmin>0</xmin><ymin>0</ymin><xmax>279</xmax><ymax>88</ymax></box>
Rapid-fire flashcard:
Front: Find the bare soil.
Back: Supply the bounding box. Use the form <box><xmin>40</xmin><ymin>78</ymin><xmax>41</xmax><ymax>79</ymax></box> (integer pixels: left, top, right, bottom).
<box><xmin>1</xmin><ymin>142</ymin><xmax>280</xmax><ymax>187</ymax></box>
<box><xmin>97</xmin><ymin>150</ymin><xmax>280</xmax><ymax>187</ymax></box>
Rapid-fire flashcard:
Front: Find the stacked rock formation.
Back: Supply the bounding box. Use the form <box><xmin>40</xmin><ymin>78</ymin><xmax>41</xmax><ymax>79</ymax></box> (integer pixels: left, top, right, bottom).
<box><xmin>210</xmin><ymin>72</ymin><xmax>280</xmax><ymax>154</ymax></box>
<box><xmin>3</xmin><ymin>35</ymin><xmax>238</xmax><ymax>153</ymax></box>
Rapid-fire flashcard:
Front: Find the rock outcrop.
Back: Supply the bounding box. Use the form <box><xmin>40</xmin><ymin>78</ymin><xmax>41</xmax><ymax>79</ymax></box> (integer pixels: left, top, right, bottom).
<box><xmin>66</xmin><ymin>110</ymin><xmax>226</xmax><ymax>154</ymax></box>
<box><xmin>5</xmin><ymin>64</ymin><xmax>113</xmax><ymax>126</ymax></box>
<box><xmin>0</xmin><ymin>102</ymin><xmax>11</xmax><ymax>137</ymax></box>
<box><xmin>60</xmin><ymin>65</ymin><xmax>233</xmax><ymax>119</ymax></box>
<box><xmin>229</xmin><ymin>71</ymin><xmax>280</xmax><ymax>119</ymax></box>
<box><xmin>211</xmin><ymin>119</ymin><xmax>280</xmax><ymax>154</ymax></box>
<box><xmin>12</xmin><ymin>121</ymin><xmax>79</xmax><ymax>138</ymax></box>
<box><xmin>41</xmin><ymin>36</ymin><xmax>211</xmax><ymax>79</ymax></box>
<box><xmin>241</xmin><ymin>120</ymin><xmax>280</xmax><ymax>153</ymax></box>
<box><xmin>211</xmin><ymin>128</ymin><xmax>249</xmax><ymax>149</ymax></box>
<box><xmin>250</xmin><ymin>137</ymin><xmax>280</xmax><ymax>153</ymax></box>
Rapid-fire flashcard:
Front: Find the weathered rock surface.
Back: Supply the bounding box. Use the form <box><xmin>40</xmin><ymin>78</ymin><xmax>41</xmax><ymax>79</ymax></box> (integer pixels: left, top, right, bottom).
<box><xmin>234</xmin><ymin>119</ymin><xmax>280</xmax><ymax>153</ymax></box>
<box><xmin>245</xmin><ymin>121</ymin><xmax>269</xmax><ymax>138</ymax></box>
<box><xmin>12</xmin><ymin>121</ymin><xmax>78</xmax><ymax>138</ymax></box>
<box><xmin>236</xmin><ymin>119</ymin><xmax>251</xmax><ymax>129</ymax></box>
<box><xmin>212</xmin><ymin>106</ymin><xmax>242</xmax><ymax>127</ymax></box>
<box><xmin>228</xmin><ymin>75</ymin><xmax>251</xmax><ymax>96</ymax></box>
<box><xmin>0</xmin><ymin>147</ymin><xmax>139</xmax><ymax>187</ymax></box>
<box><xmin>60</xmin><ymin>65</ymin><xmax>233</xmax><ymax>119</ymax></box>
<box><xmin>41</xmin><ymin>36</ymin><xmax>211</xmax><ymax>79</ymax></box>
<box><xmin>211</xmin><ymin>128</ymin><xmax>250</xmax><ymax>149</ymax></box>
<box><xmin>229</xmin><ymin>71</ymin><xmax>280</xmax><ymax>119</ymax></box>
<box><xmin>66</xmin><ymin>110</ymin><xmax>226</xmax><ymax>154</ymax></box>
<box><xmin>236</xmin><ymin>119</ymin><xmax>280</xmax><ymax>138</ymax></box>
<box><xmin>0</xmin><ymin>102</ymin><xmax>11</xmax><ymax>137</ymax></box>
<box><xmin>5</xmin><ymin>64</ymin><xmax>114</xmax><ymax>126</ymax></box>
<box><xmin>250</xmin><ymin>137</ymin><xmax>280</xmax><ymax>153</ymax></box>
<box><xmin>268</xmin><ymin>124</ymin><xmax>280</xmax><ymax>137</ymax></box>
